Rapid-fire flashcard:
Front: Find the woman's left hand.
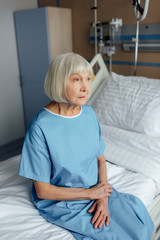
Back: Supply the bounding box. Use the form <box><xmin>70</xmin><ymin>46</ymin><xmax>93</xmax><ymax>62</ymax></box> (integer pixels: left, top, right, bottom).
<box><xmin>88</xmin><ymin>198</ymin><xmax>110</xmax><ymax>229</ymax></box>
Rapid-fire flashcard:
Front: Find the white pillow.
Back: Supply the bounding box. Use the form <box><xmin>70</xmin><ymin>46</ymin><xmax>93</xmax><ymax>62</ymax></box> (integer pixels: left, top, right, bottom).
<box><xmin>92</xmin><ymin>72</ymin><xmax>160</xmax><ymax>137</ymax></box>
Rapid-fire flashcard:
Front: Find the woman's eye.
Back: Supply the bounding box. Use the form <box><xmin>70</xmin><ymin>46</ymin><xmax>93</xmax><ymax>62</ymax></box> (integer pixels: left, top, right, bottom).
<box><xmin>87</xmin><ymin>77</ymin><xmax>91</xmax><ymax>81</ymax></box>
<box><xmin>73</xmin><ymin>78</ymin><xmax>79</xmax><ymax>82</ymax></box>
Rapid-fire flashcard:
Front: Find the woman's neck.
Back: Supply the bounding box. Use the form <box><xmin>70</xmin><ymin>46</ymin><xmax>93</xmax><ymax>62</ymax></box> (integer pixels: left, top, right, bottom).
<box><xmin>45</xmin><ymin>102</ymin><xmax>81</xmax><ymax>117</ymax></box>
<box><xmin>58</xmin><ymin>102</ymin><xmax>81</xmax><ymax>117</ymax></box>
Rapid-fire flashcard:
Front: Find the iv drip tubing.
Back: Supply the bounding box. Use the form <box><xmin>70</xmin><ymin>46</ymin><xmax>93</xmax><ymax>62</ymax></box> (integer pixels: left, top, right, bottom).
<box><xmin>133</xmin><ymin>0</ymin><xmax>150</xmax><ymax>22</ymax></box>
<box><xmin>133</xmin><ymin>0</ymin><xmax>150</xmax><ymax>75</ymax></box>
<box><xmin>134</xmin><ymin>20</ymin><xmax>139</xmax><ymax>76</ymax></box>
<box><xmin>109</xmin><ymin>55</ymin><xmax>112</xmax><ymax>74</ymax></box>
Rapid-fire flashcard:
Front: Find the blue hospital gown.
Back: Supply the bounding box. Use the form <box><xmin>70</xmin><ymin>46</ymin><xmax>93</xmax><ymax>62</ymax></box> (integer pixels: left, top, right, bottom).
<box><xmin>19</xmin><ymin>105</ymin><xmax>154</xmax><ymax>240</ymax></box>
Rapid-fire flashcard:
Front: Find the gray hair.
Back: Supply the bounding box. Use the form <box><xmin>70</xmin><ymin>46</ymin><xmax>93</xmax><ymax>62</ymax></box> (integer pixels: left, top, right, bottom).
<box><xmin>44</xmin><ymin>53</ymin><xmax>93</xmax><ymax>103</ymax></box>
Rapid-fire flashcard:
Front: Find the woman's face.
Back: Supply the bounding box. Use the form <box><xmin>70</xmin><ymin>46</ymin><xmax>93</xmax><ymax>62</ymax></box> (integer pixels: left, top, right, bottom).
<box><xmin>66</xmin><ymin>72</ymin><xmax>91</xmax><ymax>106</ymax></box>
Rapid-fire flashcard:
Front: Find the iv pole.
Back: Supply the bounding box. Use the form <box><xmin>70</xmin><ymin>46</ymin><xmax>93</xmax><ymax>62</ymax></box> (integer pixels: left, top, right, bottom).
<box><xmin>94</xmin><ymin>0</ymin><xmax>98</xmax><ymax>56</ymax></box>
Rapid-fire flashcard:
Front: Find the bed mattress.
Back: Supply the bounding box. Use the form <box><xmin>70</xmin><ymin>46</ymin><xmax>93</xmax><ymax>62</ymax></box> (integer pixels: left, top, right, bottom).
<box><xmin>0</xmin><ymin>155</ymin><xmax>159</xmax><ymax>240</ymax></box>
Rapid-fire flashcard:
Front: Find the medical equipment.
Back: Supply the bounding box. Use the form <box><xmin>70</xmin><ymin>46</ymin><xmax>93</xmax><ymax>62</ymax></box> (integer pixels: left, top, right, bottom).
<box><xmin>105</xmin><ymin>19</ymin><xmax>122</xmax><ymax>73</ymax></box>
<box><xmin>90</xmin><ymin>0</ymin><xmax>122</xmax><ymax>73</ymax></box>
<box><xmin>89</xmin><ymin>19</ymin><xmax>122</xmax><ymax>74</ymax></box>
<box><xmin>121</xmin><ymin>23</ymin><xmax>160</xmax><ymax>52</ymax></box>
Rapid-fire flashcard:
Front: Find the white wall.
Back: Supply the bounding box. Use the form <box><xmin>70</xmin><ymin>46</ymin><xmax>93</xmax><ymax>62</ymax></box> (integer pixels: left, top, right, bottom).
<box><xmin>0</xmin><ymin>0</ymin><xmax>37</xmax><ymax>145</ymax></box>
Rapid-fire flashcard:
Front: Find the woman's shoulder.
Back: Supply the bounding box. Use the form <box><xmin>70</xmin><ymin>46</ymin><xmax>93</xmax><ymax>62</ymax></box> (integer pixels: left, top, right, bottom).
<box><xmin>83</xmin><ymin>104</ymin><xmax>92</xmax><ymax>111</ymax></box>
<box><xmin>82</xmin><ymin>105</ymin><xmax>98</xmax><ymax>122</ymax></box>
<box><xmin>83</xmin><ymin>104</ymin><xmax>96</xmax><ymax>115</ymax></box>
<box><xmin>27</xmin><ymin>108</ymin><xmax>52</xmax><ymax>132</ymax></box>
<box><xmin>30</xmin><ymin>108</ymin><xmax>46</xmax><ymax>122</ymax></box>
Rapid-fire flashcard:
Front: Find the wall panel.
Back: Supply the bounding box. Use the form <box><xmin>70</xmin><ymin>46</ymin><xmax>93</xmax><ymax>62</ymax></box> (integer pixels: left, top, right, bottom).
<box><xmin>0</xmin><ymin>0</ymin><xmax>37</xmax><ymax>146</ymax></box>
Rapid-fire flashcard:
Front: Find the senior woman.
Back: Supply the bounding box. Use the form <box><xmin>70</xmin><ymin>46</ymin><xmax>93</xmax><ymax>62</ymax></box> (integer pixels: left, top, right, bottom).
<box><xmin>19</xmin><ymin>53</ymin><xmax>153</xmax><ymax>240</ymax></box>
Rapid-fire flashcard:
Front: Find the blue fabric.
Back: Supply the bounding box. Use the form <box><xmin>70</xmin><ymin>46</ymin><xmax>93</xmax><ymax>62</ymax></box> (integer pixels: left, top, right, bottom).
<box><xmin>19</xmin><ymin>105</ymin><xmax>154</xmax><ymax>240</ymax></box>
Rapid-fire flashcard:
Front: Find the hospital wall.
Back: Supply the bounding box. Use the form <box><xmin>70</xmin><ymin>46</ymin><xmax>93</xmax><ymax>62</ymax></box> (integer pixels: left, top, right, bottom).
<box><xmin>39</xmin><ymin>0</ymin><xmax>160</xmax><ymax>79</ymax></box>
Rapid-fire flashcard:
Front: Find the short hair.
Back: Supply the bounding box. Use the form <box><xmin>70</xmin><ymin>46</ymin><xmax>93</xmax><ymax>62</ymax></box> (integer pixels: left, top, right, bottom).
<box><xmin>44</xmin><ymin>52</ymin><xmax>93</xmax><ymax>103</ymax></box>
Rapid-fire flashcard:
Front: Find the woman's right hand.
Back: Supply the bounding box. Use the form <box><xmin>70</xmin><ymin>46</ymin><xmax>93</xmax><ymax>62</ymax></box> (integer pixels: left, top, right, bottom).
<box><xmin>89</xmin><ymin>182</ymin><xmax>113</xmax><ymax>200</ymax></box>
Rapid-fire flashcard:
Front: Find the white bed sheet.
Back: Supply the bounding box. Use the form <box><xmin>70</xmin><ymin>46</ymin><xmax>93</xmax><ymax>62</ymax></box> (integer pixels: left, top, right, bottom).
<box><xmin>107</xmin><ymin>161</ymin><xmax>158</xmax><ymax>207</ymax></box>
<box><xmin>0</xmin><ymin>155</ymin><xmax>158</xmax><ymax>240</ymax></box>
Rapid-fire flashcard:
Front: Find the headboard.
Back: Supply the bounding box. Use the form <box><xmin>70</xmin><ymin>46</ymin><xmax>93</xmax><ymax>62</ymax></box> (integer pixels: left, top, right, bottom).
<box><xmin>87</xmin><ymin>54</ymin><xmax>110</xmax><ymax>104</ymax></box>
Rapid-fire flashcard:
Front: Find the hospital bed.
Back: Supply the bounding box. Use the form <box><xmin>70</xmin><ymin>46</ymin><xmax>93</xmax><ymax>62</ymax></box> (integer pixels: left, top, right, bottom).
<box><xmin>0</xmin><ymin>55</ymin><xmax>160</xmax><ymax>240</ymax></box>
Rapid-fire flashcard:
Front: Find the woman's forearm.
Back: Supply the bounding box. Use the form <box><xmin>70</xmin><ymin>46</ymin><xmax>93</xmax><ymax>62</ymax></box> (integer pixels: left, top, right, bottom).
<box><xmin>97</xmin><ymin>154</ymin><xmax>108</xmax><ymax>183</ymax></box>
<box><xmin>34</xmin><ymin>181</ymin><xmax>89</xmax><ymax>201</ymax></box>
<box><xmin>34</xmin><ymin>181</ymin><xmax>110</xmax><ymax>201</ymax></box>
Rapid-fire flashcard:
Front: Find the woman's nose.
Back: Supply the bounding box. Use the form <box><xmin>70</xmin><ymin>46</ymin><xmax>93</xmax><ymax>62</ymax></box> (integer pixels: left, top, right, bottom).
<box><xmin>80</xmin><ymin>80</ymin><xmax>87</xmax><ymax>92</ymax></box>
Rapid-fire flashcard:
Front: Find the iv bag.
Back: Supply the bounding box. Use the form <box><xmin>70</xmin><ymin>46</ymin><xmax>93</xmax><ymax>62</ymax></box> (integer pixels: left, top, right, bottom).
<box><xmin>109</xmin><ymin>19</ymin><xmax>122</xmax><ymax>50</ymax></box>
